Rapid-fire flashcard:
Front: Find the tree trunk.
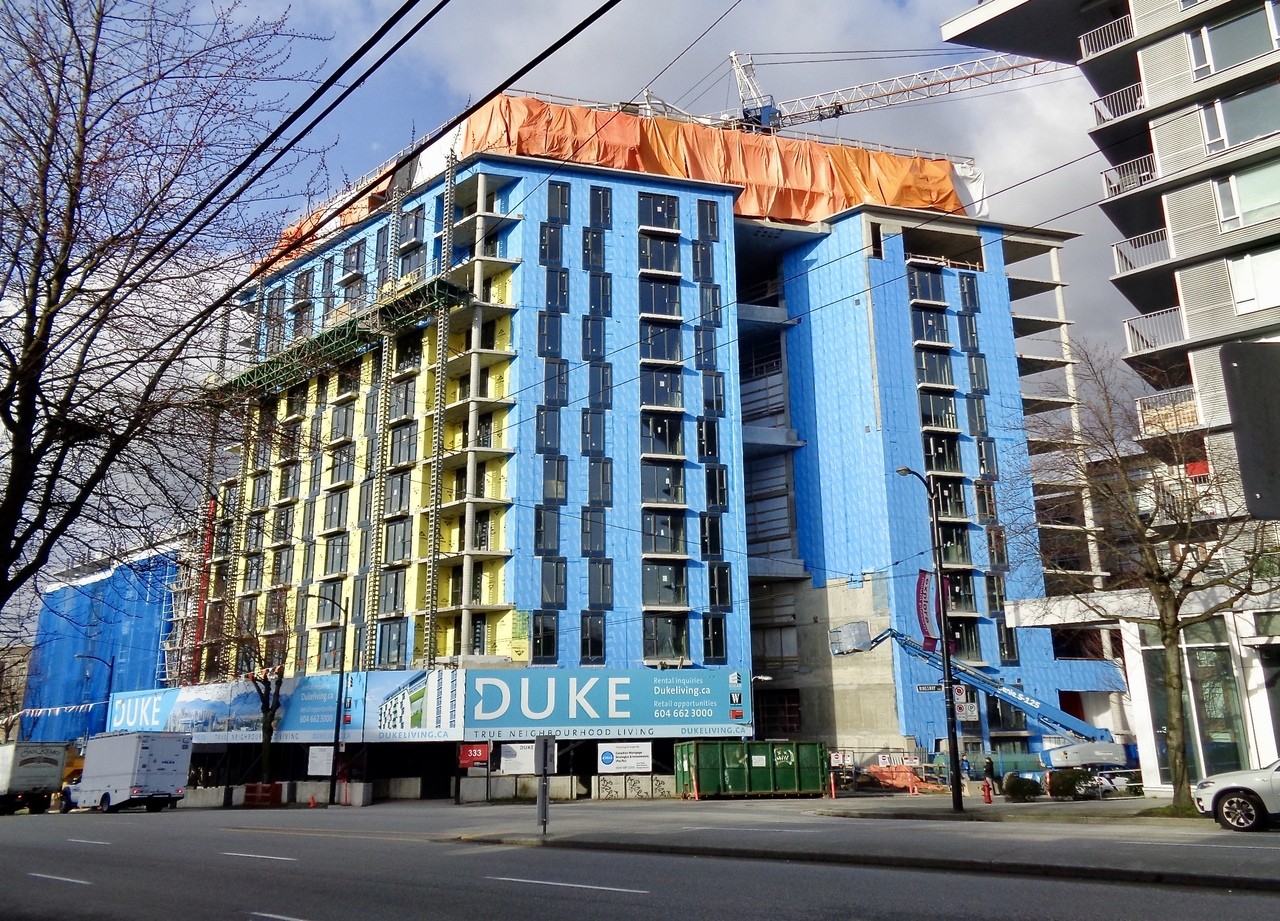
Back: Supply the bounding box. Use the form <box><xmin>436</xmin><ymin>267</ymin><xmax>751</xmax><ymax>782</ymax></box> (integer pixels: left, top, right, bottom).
<box><xmin>260</xmin><ymin>705</ymin><xmax>274</xmax><ymax>784</ymax></box>
<box><xmin>1159</xmin><ymin>610</ymin><xmax>1193</xmax><ymax>808</ymax></box>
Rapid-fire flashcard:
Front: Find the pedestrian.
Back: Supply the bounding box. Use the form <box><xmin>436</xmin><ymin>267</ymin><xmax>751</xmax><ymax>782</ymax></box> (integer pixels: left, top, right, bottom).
<box><xmin>961</xmin><ymin>755</ymin><xmax>971</xmax><ymax>778</ymax></box>
<box><xmin>983</xmin><ymin>757</ymin><xmax>999</xmax><ymax>793</ymax></box>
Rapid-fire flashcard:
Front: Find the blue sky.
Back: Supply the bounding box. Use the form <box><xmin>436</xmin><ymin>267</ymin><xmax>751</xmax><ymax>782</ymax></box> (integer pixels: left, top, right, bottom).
<box><xmin>243</xmin><ymin>0</ymin><xmax>1128</xmax><ymax>348</ymax></box>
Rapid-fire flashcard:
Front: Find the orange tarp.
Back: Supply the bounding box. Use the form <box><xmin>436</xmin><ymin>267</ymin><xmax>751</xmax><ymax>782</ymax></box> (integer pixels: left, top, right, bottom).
<box><xmin>269</xmin><ymin>174</ymin><xmax>392</xmax><ymax>262</ymax></box>
<box><xmin>463</xmin><ymin>95</ymin><xmax>966</xmax><ymax>223</ymax></box>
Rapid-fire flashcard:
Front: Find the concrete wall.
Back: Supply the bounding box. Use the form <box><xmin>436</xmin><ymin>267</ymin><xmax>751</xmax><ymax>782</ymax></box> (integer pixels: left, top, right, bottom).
<box><xmin>592</xmin><ymin>774</ymin><xmax>677</xmax><ymax>799</ymax></box>
<box><xmin>791</xmin><ymin>577</ymin><xmax>914</xmax><ymax>751</ymax></box>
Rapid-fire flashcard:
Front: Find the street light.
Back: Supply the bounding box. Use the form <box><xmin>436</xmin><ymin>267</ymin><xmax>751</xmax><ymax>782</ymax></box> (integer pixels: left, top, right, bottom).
<box><xmin>301</xmin><ymin>593</ymin><xmax>350</xmax><ymax>806</ymax></box>
<box><xmin>896</xmin><ymin>465</ymin><xmax>965</xmax><ymax>813</ymax></box>
<box><xmin>750</xmin><ymin>675</ymin><xmax>773</xmax><ymax>740</ymax></box>
<box><xmin>75</xmin><ymin>653</ymin><xmax>116</xmax><ymax>737</ymax></box>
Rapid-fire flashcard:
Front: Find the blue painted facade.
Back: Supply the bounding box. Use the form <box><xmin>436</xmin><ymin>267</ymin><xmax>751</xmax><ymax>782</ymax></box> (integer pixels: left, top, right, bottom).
<box><xmin>243</xmin><ymin>154</ymin><xmax>752</xmax><ymax>690</ymax></box>
<box><xmin>23</xmin><ymin>552</ymin><xmax>176</xmax><ymax>742</ymax></box>
<box><xmin>782</xmin><ymin>209</ymin><xmax>1120</xmax><ymax>753</ymax></box>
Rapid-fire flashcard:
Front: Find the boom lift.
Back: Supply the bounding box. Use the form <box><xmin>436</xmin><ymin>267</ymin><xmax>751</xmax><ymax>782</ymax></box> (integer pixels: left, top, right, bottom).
<box><xmin>859</xmin><ymin>628</ymin><xmax>1115</xmax><ymax>744</ymax></box>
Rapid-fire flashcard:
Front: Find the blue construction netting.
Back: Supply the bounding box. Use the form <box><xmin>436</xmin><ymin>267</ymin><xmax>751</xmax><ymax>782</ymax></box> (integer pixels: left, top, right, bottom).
<box><xmin>22</xmin><ymin>551</ymin><xmax>176</xmax><ymax>742</ymax></box>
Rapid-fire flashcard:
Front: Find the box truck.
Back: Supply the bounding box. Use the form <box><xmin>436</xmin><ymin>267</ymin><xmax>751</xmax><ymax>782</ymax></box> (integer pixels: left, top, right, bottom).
<box><xmin>0</xmin><ymin>742</ymin><xmax>70</xmax><ymax>815</ymax></box>
<box><xmin>63</xmin><ymin>732</ymin><xmax>192</xmax><ymax>813</ymax></box>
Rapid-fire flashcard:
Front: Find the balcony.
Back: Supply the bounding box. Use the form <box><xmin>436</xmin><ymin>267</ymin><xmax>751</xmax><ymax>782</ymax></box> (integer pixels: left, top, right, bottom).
<box><xmin>1124</xmin><ymin>306</ymin><xmax>1184</xmax><ymax>354</ymax></box>
<box><xmin>1137</xmin><ymin>386</ymin><xmax>1201</xmax><ymax>438</ymax></box>
<box><xmin>1102</xmin><ymin>154</ymin><xmax>1156</xmax><ymax>199</ymax></box>
<box><xmin>1092</xmin><ymin>83</ymin><xmax>1144</xmax><ymax>126</ymax></box>
<box><xmin>1080</xmin><ymin>15</ymin><xmax>1133</xmax><ymax>59</ymax></box>
<box><xmin>1112</xmin><ymin>228</ymin><xmax>1168</xmax><ymax>274</ymax></box>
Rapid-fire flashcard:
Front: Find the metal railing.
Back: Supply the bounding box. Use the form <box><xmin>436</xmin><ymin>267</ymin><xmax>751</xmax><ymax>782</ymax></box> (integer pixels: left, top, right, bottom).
<box><xmin>1124</xmin><ymin>306</ymin><xmax>1184</xmax><ymax>353</ymax></box>
<box><xmin>1136</xmin><ymin>386</ymin><xmax>1200</xmax><ymax>437</ymax></box>
<box><xmin>1080</xmin><ymin>15</ymin><xmax>1134</xmax><ymax>59</ymax></box>
<box><xmin>1102</xmin><ymin>153</ymin><xmax>1156</xmax><ymax>198</ymax></box>
<box><xmin>1112</xmin><ymin>228</ymin><xmax>1168</xmax><ymax>273</ymax></box>
<box><xmin>1092</xmin><ymin>83</ymin><xmax>1144</xmax><ymax>126</ymax></box>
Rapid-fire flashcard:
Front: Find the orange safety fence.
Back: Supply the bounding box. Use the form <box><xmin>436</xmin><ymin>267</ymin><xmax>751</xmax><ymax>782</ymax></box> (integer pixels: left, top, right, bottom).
<box><xmin>866</xmin><ymin>764</ymin><xmax>948</xmax><ymax>793</ymax></box>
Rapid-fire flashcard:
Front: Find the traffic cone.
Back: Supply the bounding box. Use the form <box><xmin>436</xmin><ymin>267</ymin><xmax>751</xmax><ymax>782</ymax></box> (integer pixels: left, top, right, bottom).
<box><xmin>309</xmin><ymin>795</ymin><xmax>316</xmax><ymax>808</ymax></box>
<box><xmin>908</xmin><ymin>773</ymin><xmax>919</xmax><ymax>796</ymax></box>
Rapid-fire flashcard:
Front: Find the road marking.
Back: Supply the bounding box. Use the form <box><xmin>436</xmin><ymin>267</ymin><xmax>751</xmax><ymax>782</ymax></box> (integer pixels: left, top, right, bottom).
<box><xmin>486</xmin><ymin>876</ymin><xmax>648</xmax><ymax>894</ymax></box>
<box><xmin>68</xmin><ymin>839</ymin><xmax>110</xmax><ymax>846</ymax></box>
<box><xmin>681</xmin><ymin>825</ymin><xmax>820</xmax><ymax>834</ymax></box>
<box><xmin>250</xmin><ymin>913</ymin><xmax>314</xmax><ymax>921</ymax></box>
<box><xmin>229</xmin><ymin>827</ymin><xmax>442</xmax><ymax>844</ymax></box>
<box><xmin>1114</xmin><ymin>839</ymin><xmax>1280</xmax><ymax>851</ymax></box>
<box><xmin>222</xmin><ymin>852</ymin><xmax>298</xmax><ymax>862</ymax></box>
<box><xmin>29</xmin><ymin>873</ymin><xmax>91</xmax><ymax>885</ymax></box>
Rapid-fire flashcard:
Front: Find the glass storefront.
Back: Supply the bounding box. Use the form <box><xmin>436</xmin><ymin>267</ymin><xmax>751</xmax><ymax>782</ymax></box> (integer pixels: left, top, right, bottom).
<box><xmin>1141</xmin><ymin>618</ymin><xmax>1247</xmax><ymax>783</ymax></box>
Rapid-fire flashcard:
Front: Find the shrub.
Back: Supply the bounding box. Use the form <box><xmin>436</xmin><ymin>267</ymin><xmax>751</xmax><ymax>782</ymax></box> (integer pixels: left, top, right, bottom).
<box><xmin>1001</xmin><ymin>773</ymin><xmax>1043</xmax><ymax>802</ymax></box>
<box><xmin>1045</xmin><ymin>768</ymin><xmax>1090</xmax><ymax>799</ymax></box>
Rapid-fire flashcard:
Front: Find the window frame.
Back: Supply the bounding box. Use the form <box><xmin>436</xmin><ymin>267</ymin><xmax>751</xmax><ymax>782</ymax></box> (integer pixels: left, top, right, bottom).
<box><xmin>531</xmin><ymin>612</ymin><xmax>559</xmax><ymax>664</ymax></box>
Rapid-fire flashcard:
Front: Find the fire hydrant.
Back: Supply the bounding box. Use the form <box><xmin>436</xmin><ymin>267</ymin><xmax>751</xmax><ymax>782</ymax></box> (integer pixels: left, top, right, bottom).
<box><xmin>981</xmin><ymin>778</ymin><xmax>993</xmax><ymax>804</ymax></box>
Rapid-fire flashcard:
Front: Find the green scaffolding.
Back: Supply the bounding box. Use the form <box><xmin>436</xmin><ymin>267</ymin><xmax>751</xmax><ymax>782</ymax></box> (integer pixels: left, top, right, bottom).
<box><xmin>220</xmin><ymin>275</ymin><xmax>471</xmax><ymax>397</ymax></box>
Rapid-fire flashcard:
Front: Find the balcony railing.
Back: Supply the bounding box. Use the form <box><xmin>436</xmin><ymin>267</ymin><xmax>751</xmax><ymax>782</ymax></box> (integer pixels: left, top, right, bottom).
<box><xmin>1137</xmin><ymin>386</ymin><xmax>1200</xmax><ymax>437</ymax></box>
<box><xmin>1124</xmin><ymin>306</ymin><xmax>1184</xmax><ymax>353</ymax></box>
<box><xmin>1092</xmin><ymin>83</ymin><xmax>1144</xmax><ymax>126</ymax></box>
<box><xmin>1113</xmin><ymin>228</ymin><xmax>1169</xmax><ymax>273</ymax></box>
<box><xmin>1080</xmin><ymin>15</ymin><xmax>1134</xmax><ymax>59</ymax></box>
<box><xmin>1102</xmin><ymin>154</ymin><xmax>1156</xmax><ymax>199</ymax></box>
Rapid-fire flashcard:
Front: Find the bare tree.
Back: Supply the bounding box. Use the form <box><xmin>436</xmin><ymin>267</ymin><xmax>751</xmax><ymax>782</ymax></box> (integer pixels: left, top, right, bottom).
<box><xmin>245</xmin><ymin>665</ymin><xmax>286</xmax><ymax>784</ymax></box>
<box><xmin>0</xmin><ymin>0</ymin><xmax>321</xmax><ymax>629</ymax></box>
<box><xmin>1022</xmin><ymin>344</ymin><xmax>1274</xmax><ymax>808</ymax></box>
<box><xmin>0</xmin><ymin>642</ymin><xmax>31</xmax><ymax>742</ymax></box>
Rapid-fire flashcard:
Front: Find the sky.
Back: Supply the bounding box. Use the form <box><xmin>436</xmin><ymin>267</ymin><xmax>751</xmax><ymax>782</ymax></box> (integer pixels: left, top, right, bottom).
<box><xmin>243</xmin><ymin>0</ymin><xmax>1131</xmax><ymax>350</ymax></box>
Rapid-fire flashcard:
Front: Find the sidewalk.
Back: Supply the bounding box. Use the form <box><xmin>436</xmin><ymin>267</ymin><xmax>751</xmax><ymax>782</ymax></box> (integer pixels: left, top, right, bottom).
<box><xmin>817</xmin><ymin>789</ymin><xmax>1198</xmax><ymax>824</ymax></box>
<box><xmin>452</xmin><ymin>792</ymin><xmax>1276</xmax><ymax>893</ymax></box>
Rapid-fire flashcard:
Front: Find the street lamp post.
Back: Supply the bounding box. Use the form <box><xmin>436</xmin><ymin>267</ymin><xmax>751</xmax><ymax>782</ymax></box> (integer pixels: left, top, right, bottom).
<box><xmin>750</xmin><ymin>675</ymin><xmax>773</xmax><ymax>740</ymax></box>
<box><xmin>302</xmin><ymin>593</ymin><xmax>350</xmax><ymax>806</ymax></box>
<box><xmin>75</xmin><ymin>653</ymin><xmax>116</xmax><ymax>737</ymax></box>
<box><xmin>896</xmin><ymin>466</ymin><xmax>965</xmax><ymax>813</ymax></box>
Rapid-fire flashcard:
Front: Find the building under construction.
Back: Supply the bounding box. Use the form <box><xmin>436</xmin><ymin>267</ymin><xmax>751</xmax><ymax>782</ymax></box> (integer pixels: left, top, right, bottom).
<box><xmin>123</xmin><ymin>87</ymin><xmax>1131</xmax><ymax>787</ymax></box>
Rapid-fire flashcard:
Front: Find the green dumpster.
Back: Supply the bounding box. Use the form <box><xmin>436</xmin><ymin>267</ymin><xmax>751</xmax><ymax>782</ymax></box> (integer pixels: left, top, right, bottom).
<box><xmin>675</xmin><ymin>741</ymin><xmax>829</xmax><ymax>798</ymax></box>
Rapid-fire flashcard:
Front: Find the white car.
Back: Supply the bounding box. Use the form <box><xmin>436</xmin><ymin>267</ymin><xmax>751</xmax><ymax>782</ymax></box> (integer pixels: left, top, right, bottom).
<box><xmin>1194</xmin><ymin>759</ymin><xmax>1280</xmax><ymax>831</ymax></box>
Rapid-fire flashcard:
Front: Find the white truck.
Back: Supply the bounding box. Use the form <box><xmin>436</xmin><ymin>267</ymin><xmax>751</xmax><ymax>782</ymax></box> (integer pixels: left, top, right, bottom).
<box><xmin>63</xmin><ymin>732</ymin><xmax>192</xmax><ymax>813</ymax></box>
<box><xmin>0</xmin><ymin>742</ymin><xmax>70</xmax><ymax>815</ymax></box>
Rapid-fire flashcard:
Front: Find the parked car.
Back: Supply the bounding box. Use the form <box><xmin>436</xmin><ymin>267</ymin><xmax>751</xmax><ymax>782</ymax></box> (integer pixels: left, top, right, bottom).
<box><xmin>1090</xmin><ymin>769</ymin><xmax>1141</xmax><ymax>797</ymax></box>
<box><xmin>1194</xmin><ymin>759</ymin><xmax>1280</xmax><ymax>831</ymax></box>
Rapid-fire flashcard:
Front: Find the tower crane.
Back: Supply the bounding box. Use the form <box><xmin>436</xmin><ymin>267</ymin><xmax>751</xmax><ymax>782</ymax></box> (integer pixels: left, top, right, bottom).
<box><xmin>721</xmin><ymin>51</ymin><xmax>1069</xmax><ymax>131</ymax></box>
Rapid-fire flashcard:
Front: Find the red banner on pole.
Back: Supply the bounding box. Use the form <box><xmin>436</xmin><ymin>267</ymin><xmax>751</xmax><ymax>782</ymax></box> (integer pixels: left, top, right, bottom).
<box><xmin>916</xmin><ymin>570</ymin><xmax>938</xmax><ymax>652</ymax></box>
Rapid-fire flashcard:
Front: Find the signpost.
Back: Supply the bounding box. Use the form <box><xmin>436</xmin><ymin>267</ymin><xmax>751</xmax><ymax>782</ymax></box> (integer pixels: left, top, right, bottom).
<box><xmin>533</xmin><ymin>734</ymin><xmax>554</xmax><ymax>835</ymax></box>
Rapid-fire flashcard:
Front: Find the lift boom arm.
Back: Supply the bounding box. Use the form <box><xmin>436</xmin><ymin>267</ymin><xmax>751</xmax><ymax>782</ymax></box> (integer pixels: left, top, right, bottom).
<box><xmin>868</xmin><ymin>629</ymin><xmax>1114</xmax><ymax>743</ymax></box>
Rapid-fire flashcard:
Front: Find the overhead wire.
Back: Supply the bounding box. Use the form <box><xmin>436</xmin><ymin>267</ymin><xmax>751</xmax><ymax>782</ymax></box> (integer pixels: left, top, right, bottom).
<box><xmin>228</xmin><ymin>10</ymin><xmax>1149</xmax><ymax>654</ymax></box>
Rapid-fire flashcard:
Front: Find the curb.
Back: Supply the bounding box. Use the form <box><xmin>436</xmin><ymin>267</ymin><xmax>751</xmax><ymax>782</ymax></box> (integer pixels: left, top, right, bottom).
<box><xmin>812</xmin><ymin>808</ymin><xmax>1211</xmax><ymax>827</ymax></box>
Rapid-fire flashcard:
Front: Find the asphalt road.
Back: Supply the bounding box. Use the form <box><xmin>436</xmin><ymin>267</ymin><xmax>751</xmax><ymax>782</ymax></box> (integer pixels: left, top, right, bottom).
<box><xmin>1</xmin><ymin>800</ymin><xmax>1277</xmax><ymax>921</ymax></box>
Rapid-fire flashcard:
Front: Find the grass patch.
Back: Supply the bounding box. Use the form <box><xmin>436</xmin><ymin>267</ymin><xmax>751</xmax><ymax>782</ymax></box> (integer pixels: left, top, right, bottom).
<box><xmin>1137</xmin><ymin>803</ymin><xmax>1203</xmax><ymax>819</ymax></box>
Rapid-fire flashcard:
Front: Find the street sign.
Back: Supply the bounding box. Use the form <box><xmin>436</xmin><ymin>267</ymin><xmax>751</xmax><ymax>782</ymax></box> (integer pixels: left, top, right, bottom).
<box><xmin>916</xmin><ymin>684</ymin><xmax>942</xmax><ymax>692</ymax></box>
<box><xmin>953</xmin><ymin>684</ymin><xmax>967</xmax><ymax>700</ymax></box>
